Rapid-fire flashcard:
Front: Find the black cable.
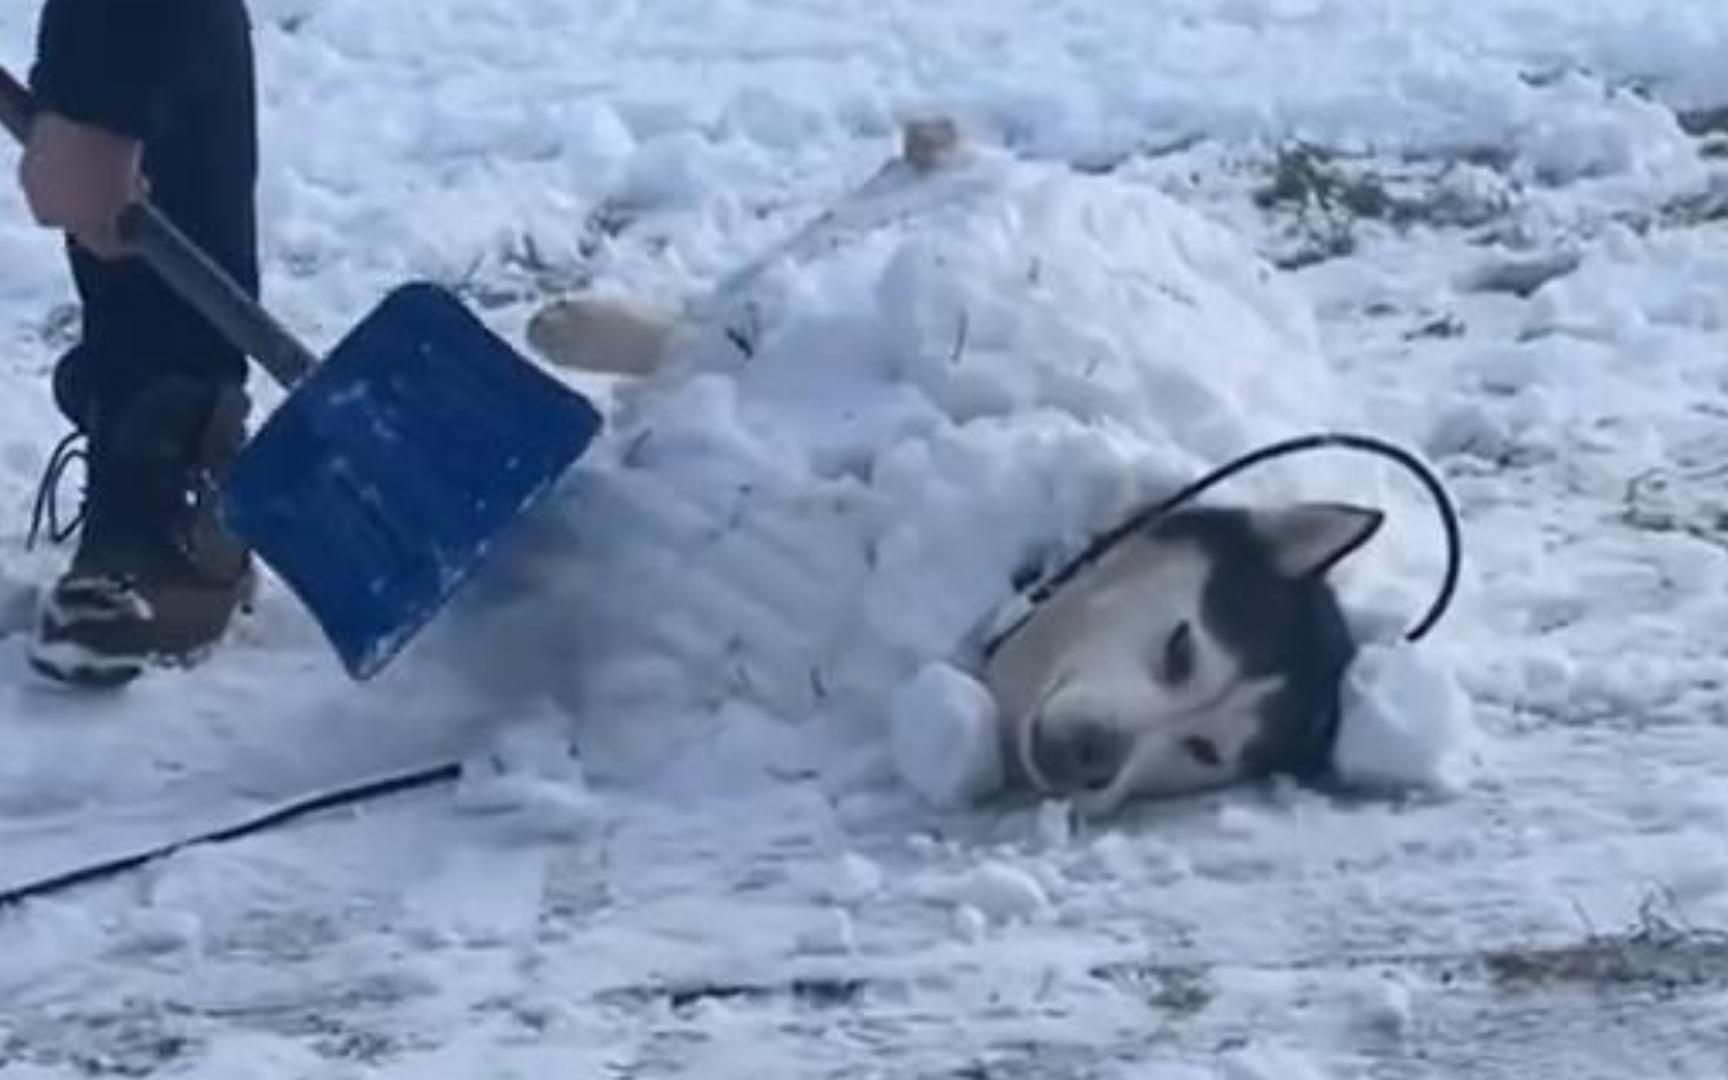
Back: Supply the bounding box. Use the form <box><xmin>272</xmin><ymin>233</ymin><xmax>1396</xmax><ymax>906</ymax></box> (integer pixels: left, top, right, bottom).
<box><xmin>985</xmin><ymin>431</ymin><xmax>1463</xmax><ymax>657</ymax></box>
<box><xmin>0</xmin><ymin>762</ymin><xmax>461</xmax><ymax>910</ymax></box>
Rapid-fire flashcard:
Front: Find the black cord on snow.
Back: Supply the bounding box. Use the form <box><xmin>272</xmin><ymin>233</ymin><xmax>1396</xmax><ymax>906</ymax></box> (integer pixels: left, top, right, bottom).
<box><xmin>0</xmin><ymin>761</ymin><xmax>460</xmax><ymax>910</ymax></box>
<box><xmin>984</xmin><ymin>431</ymin><xmax>1464</xmax><ymax>658</ymax></box>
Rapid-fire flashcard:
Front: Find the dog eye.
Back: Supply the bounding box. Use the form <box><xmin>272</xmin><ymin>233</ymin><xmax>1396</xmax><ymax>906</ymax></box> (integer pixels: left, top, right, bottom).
<box><xmin>1161</xmin><ymin>622</ymin><xmax>1195</xmax><ymax>684</ymax></box>
<box><xmin>1183</xmin><ymin>736</ymin><xmax>1221</xmax><ymax>767</ymax></box>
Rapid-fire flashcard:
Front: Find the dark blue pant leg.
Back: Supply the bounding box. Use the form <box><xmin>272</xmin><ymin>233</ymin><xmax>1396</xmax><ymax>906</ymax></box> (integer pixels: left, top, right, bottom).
<box><xmin>53</xmin><ymin>0</ymin><xmax>257</xmax><ymax>430</ymax></box>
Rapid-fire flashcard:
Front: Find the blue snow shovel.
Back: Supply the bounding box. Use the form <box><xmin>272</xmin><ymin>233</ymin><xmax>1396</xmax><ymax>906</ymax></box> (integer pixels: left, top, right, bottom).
<box><xmin>2</xmin><ymin>67</ymin><xmax>603</xmax><ymax>680</ymax></box>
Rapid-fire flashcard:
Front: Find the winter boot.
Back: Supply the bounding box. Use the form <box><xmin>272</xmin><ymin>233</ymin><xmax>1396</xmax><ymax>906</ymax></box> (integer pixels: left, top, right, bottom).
<box><xmin>28</xmin><ymin>376</ymin><xmax>255</xmax><ymax>688</ymax></box>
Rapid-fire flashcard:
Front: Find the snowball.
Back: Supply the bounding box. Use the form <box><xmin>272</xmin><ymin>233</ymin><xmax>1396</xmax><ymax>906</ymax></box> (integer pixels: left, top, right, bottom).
<box><xmin>617</xmin><ymin>131</ymin><xmax>722</xmax><ymax>209</ymax></box>
<box><xmin>793</xmin><ymin>907</ymin><xmax>859</xmax><ymax>957</ymax></box>
<box><xmin>804</xmin><ymin>851</ymin><xmax>887</xmax><ymax>907</ymax></box>
<box><xmin>952</xmin><ymin>904</ymin><xmax>990</xmax><ymax>943</ymax></box>
<box><xmin>930</xmin><ymin>861</ymin><xmax>1052</xmax><ymax>924</ymax></box>
<box><xmin>561</xmin><ymin>101</ymin><xmax>637</xmax><ymax>180</ymax></box>
<box><xmin>888</xmin><ymin>662</ymin><xmax>1005</xmax><ymax>810</ymax></box>
<box><xmin>1357</xmin><ymin>974</ymin><xmax>1415</xmax><ymax>1041</ymax></box>
<box><xmin>1335</xmin><ymin>642</ymin><xmax>1476</xmax><ymax>792</ymax></box>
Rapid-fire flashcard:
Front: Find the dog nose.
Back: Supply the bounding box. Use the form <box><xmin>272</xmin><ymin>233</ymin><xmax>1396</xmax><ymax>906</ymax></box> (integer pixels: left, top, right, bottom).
<box><xmin>1031</xmin><ymin>718</ymin><xmax>1129</xmax><ymax>791</ymax></box>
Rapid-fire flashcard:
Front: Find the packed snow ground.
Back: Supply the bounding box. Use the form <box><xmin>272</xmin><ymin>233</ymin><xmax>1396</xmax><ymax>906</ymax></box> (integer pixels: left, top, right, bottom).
<box><xmin>4</xmin><ymin>1</ymin><xmax>1728</xmax><ymax>1077</ymax></box>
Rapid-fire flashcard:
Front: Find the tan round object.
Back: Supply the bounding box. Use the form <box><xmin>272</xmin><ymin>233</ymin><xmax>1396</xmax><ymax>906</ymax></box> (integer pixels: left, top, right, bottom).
<box><xmin>526</xmin><ymin>296</ymin><xmax>676</xmax><ymax>377</ymax></box>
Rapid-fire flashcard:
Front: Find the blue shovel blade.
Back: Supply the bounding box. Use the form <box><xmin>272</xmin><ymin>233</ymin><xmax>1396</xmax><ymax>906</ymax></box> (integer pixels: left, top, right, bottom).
<box><xmin>222</xmin><ymin>282</ymin><xmax>603</xmax><ymax>679</ymax></box>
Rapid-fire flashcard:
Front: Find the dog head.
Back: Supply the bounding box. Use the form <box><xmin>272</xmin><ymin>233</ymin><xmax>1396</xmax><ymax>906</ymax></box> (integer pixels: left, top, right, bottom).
<box><xmin>982</xmin><ymin>501</ymin><xmax>1383</xmax><ymax>817</ymax></box>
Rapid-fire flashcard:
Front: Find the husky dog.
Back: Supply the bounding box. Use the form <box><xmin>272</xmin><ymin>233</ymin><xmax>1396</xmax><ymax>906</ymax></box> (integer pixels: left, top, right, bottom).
<box><xmin>983</xmin><ymin>502</ymin><xmax>1382</xmax><ymax>818</ymax></box>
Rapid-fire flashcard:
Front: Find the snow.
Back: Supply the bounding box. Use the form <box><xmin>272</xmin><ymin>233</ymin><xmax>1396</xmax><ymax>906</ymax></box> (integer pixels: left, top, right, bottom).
<box><xmin>4</xmin><ymin>0</ymin><xmax>1728</xmax><ymax>1076</ymax></box>
<box><xmin>451</xmin><ymin>700</ymin><xmax>601</xmax><ymax>842</ymax></box>
<box><xmin>430</xmin><ymin>146</ymin><xmax>1440</xmax><ymax>799</ymax></box>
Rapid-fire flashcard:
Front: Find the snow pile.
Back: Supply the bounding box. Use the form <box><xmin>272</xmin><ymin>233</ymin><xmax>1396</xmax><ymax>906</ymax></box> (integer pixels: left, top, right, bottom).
<box><xmin>422</xmin><ymin>149</ymin><xmax>1469</xmax><ymax>806</ymax></box>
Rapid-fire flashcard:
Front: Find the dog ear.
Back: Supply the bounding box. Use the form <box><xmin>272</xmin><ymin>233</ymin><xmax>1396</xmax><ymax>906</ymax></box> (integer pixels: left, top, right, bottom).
<box><xmin>1255</xmin><ymin>502</ymin><xmax>1385</xmax><ymax>579</ymax></box>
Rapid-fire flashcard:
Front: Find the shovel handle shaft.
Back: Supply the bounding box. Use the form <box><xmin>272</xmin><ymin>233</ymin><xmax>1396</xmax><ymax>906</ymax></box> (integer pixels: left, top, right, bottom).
<box><xmin>116</xmin><ymin>204</ymin><xmax>318</xmax><ymax>386</ymax></box>
<box><xmin>1</xmin><ymin>64</ymin><xmax>316</xmax><ymax>389</ymax></box>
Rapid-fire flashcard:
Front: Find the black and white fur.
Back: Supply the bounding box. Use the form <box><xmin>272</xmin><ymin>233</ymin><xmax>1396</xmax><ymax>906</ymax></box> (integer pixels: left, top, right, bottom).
<box><xmin>983</xmin><ymin>502</ymin><xmax>1382</xmax><ymax>818</ymax></box>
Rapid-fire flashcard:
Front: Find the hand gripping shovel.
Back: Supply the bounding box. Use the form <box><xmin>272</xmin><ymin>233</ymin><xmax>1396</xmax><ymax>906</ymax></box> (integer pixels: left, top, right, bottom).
<box><xmin>1</xmin><ymin>66</ymin><xmax>603</xmax><ymax>680</ymax></box>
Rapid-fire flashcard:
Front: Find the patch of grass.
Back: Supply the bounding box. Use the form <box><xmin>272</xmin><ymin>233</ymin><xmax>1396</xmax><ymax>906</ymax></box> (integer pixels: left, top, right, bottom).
<box><xmin>1678</xmin><ymin>105</ymin><xmax>1728</xmax><ymax>139</ymax></box>
<box><xmin>600</xmin><ymin>974</ymin><xmax>870</xmax><ymax>1015</ymax></box>
<box><xmin>1660</xmin><ymin>185</ymin><xmax>1728</xmax><ymax>227</ymax></box>
<box><xmin>1251</xmin><ymin>143</ymin><xmax>1390</xmax><ymax>268</ymax></box>
<box><xmin>2</xmin><ymin>1008</ymin><xmax>203</xmax><ymax>1079</ymax></box>
<box><xmin>1144</xmin><ymin>967</ymin><xmax>1215</xmax><ymax>1017</ymax></box>
<box><xmin>1404</xmin><ymin>313</ymin><xmax>1467</xmax><ymax>340</ymax></box>
<box><xmin>1090</xmin><ymin>961</ymin><xmax>1215</xmax><ymax>1019</ymax></box>
<box><xmin>312</xmin><ymin>1025</ymin><xmax>401</xmax><ymax>1065</ymax></box>
<box><xmin>1484</xmin><ymin>894</ymin><xmax>1728</xmax><ymax>997</ymax></box>
<box><xmin>1254</xmin><ymin>142</ymin><xmax>1394</xmax><ymax>220</ymax></box>
<box><xmin>1249</xmin><ymin>141</ymin><xmax>1520</xmax><ymax>268</ymax></box>
<box><xmin>1620</xmin><ymin>464</ymin><xmax>1728</xmax><ymax>549</ymax></box>
<box><xmin>1407</xmin><ymin>143</ymin><xmax>1519</xmax><ymax>173</ymax></box>
<box><xmin>1086</xmin><ymin>889</ymin><xmax>1728</xmax><ymax>1009</ymax></box>
<box><xmin>435</xmin><ymin>230</ymin><xmax>596</xmax><ymax>314</ymax></box>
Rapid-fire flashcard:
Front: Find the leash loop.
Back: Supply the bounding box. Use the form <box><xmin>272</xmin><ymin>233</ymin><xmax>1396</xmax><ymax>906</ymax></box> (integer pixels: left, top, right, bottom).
<box><xmin>983</xmin><ymin>431</ymin><xmax>1463</xmax><ymax>657</ymax></box>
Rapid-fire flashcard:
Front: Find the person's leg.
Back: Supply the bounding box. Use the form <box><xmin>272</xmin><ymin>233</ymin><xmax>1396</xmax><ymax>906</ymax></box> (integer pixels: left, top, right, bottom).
<box><xmin>53</xmin><ymin>0</ymin><xmax>256</xmax><ymax>426</ymax></box>
<box><xmin>32</xmin><ymin>0</ymin><xmax>260</xmax><ymax>687</ymax></box>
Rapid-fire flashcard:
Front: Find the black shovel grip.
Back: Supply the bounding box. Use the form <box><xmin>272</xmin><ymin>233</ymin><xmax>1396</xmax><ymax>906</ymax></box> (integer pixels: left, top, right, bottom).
<box><xmin>0</xmin><ymin>64</ymin><xmax>316</xmax><ymax>389</ymax></box>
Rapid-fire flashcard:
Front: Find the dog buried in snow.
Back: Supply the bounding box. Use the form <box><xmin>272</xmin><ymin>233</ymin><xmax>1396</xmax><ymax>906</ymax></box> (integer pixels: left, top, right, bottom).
<box><xmin>525</xmin><ymin>298</ymin><xmax>1385</xmax><ymax>820</ymax></box>
<box><xmin>497</xmin><ymin>119</ymin><xmax>1447</xmax><ymax>819</ymax></box>
<box><xmin>978</xmin><ymin>500</ymin><xmax>1381</xmax><ymax>818</ymax></box>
